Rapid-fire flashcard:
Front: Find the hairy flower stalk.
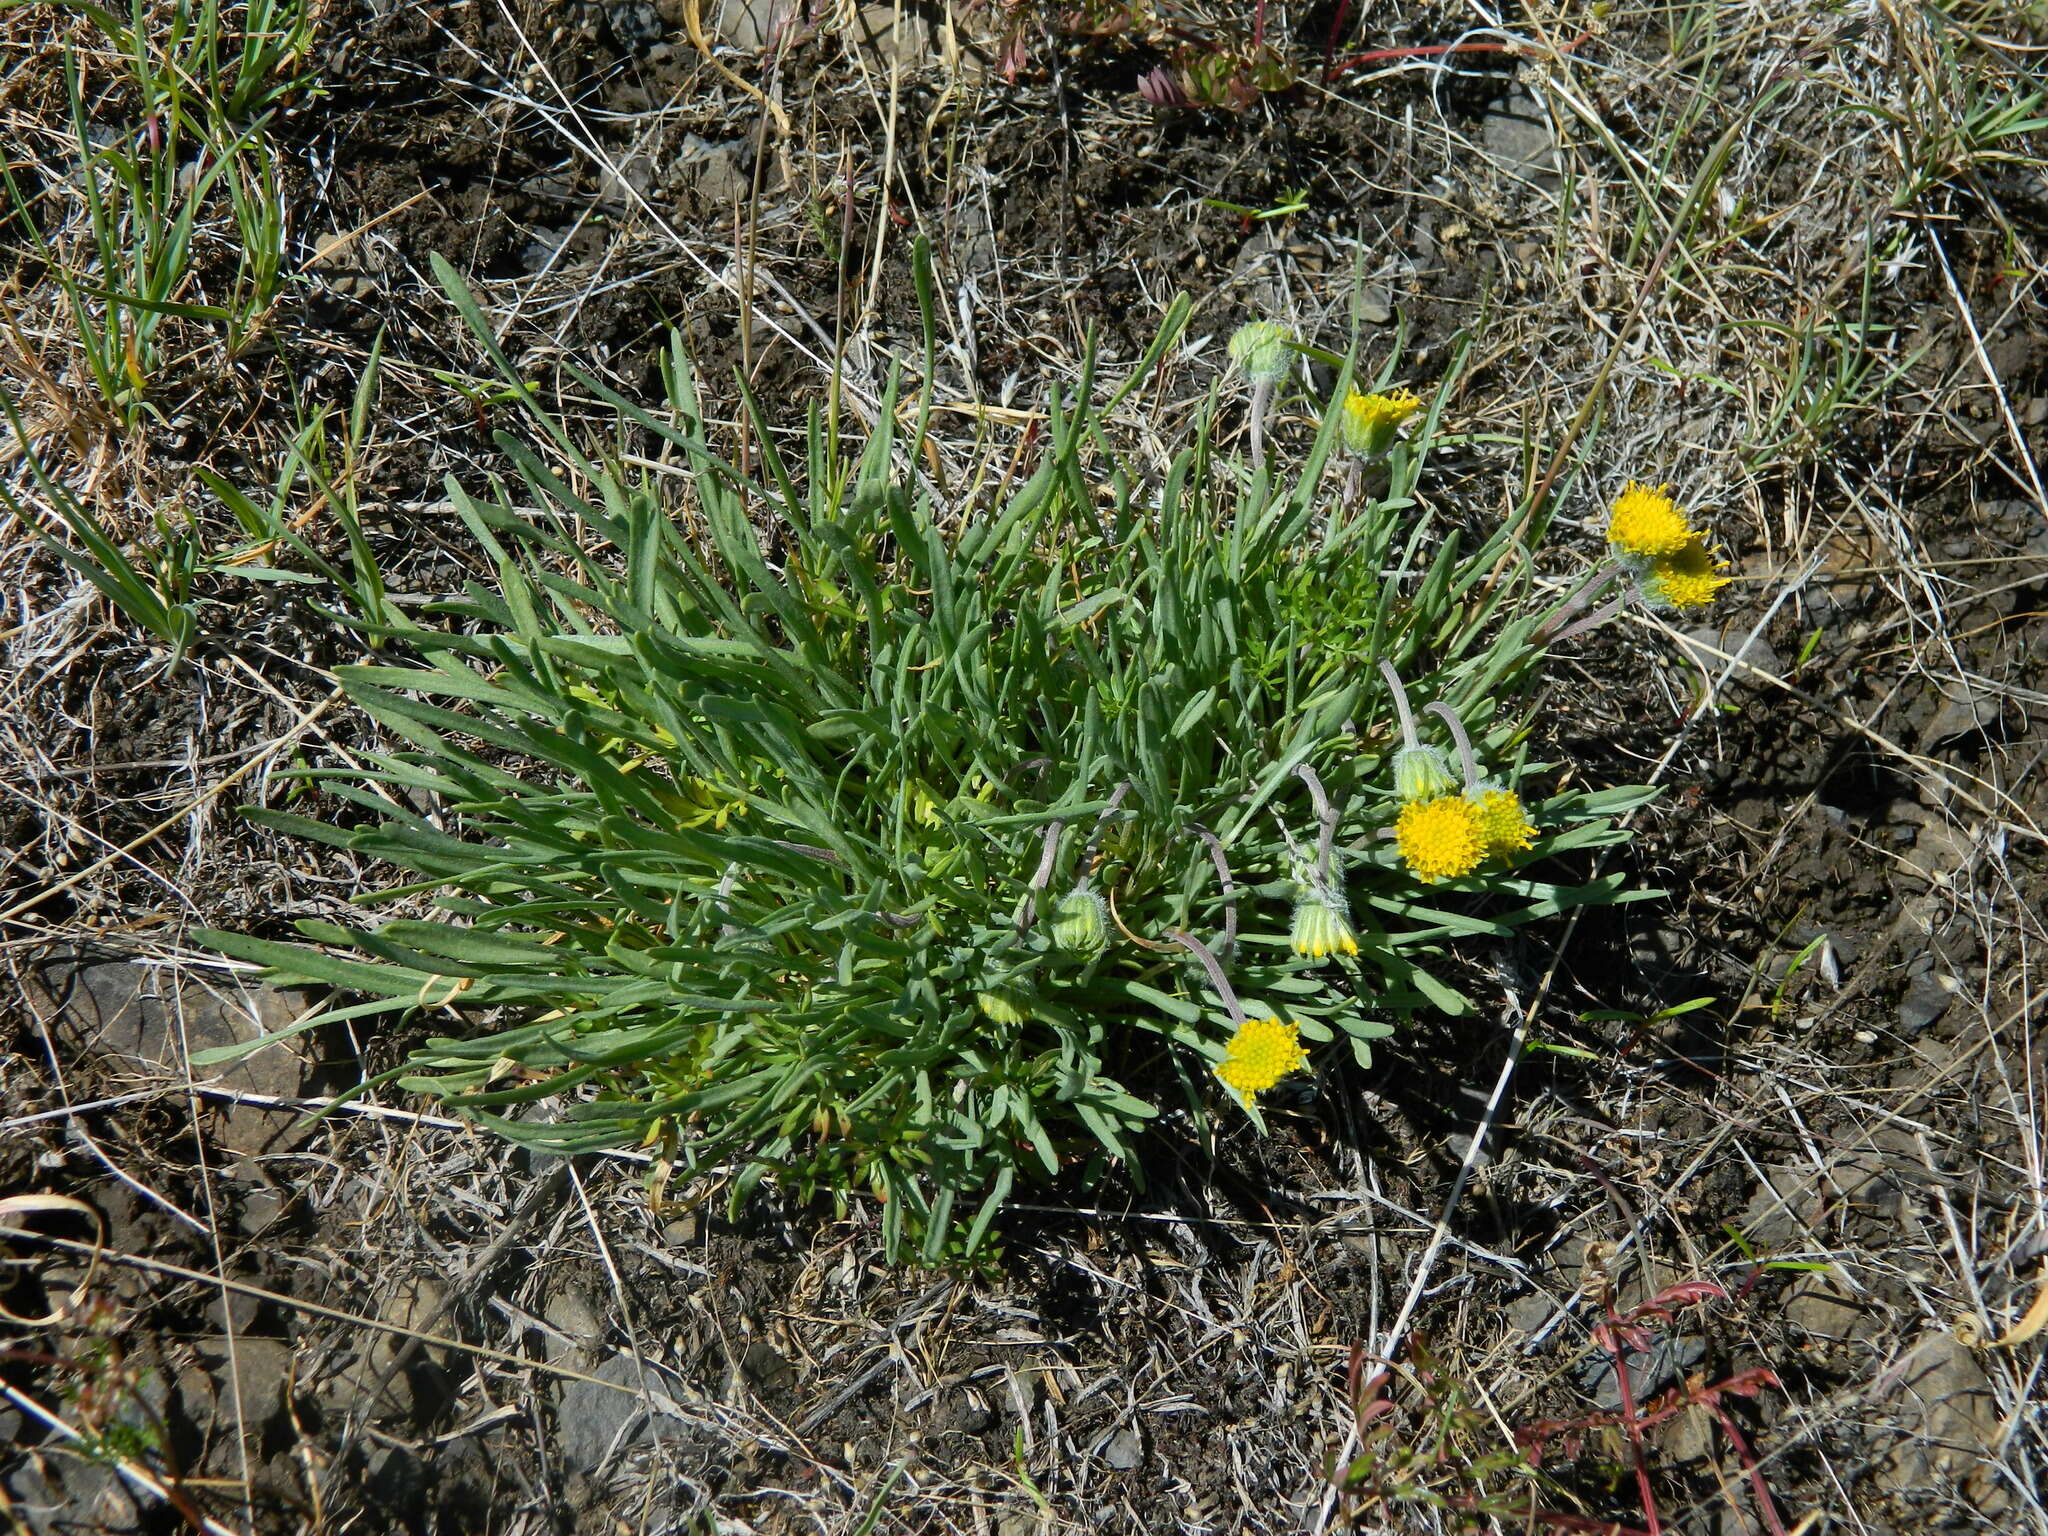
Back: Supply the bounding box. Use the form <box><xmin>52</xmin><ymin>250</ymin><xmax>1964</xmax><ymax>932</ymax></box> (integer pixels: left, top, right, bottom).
<box><xmin>1423</xmin><ymin>701</ymin><xmax>1481</xmax><ymax>795</ymax></box>
<box><xmin>1167</xmin><ymin>927</ymin><xmax>1246</xmax><ymax>1025</ymax></box>
<box><xmin>1185</xmin><ymin>822</ymin><xmax>1239</xmax><ymax>958</ymax></box>
<box><xmin>1378</xmin><ymin>659</ymin><xmax>1457</xmax><ymax>802</ymax></box>
<box><xmin>1230</xmin><ymin>320</ymin><xmax>1294</xmax><ymax>477</ymax></box>
<box><xmin>1170</xmin><ymin>928</ymin><xmax>1309</xmax><ymax>1104</ymax></box>
<box><xmin>1019</xmin><ymin>818</ymin><xmax>1066</xmax><ymax>932</ymax></box>
<box><xmin>1535</xmin><ymin>566</ymin><xmax>1624</xmax><ymax>645</ymax></box>
<box><xmin>1289</xmin><ymin>765</ymin><xmax>1358</xmax><ymax>961</ymax></box>
<box><xmin>1293</xmin><ymin>763</ymin><xmax>1340</xmax><ymax>883</ymax></box>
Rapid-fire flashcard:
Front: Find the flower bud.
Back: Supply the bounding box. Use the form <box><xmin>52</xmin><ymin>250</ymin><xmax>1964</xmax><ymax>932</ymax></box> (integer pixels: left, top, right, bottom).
<box><xmin>1290</xmin><ymin>890</ymin><xmax>1359</xmax><ymax>961</ymax></box>
<box><xmin>976</xmin><ymin>990</ymin><xmax>1029</xmax><ymax>1026</ymax></box>
<box><xmin>1228</xmin><ymin>320</ymin><xmax>1295</xmax><ymax>384</ymax></box>
<box><xmin>1392</xmin><ymin>744</ymin><xmax>1457</xmax><ymax>802</ymax></box>
<box><xmin>1051</xmin><ymin>885</ymin><xmax>1109</xmax><ymax>957</ymax></box>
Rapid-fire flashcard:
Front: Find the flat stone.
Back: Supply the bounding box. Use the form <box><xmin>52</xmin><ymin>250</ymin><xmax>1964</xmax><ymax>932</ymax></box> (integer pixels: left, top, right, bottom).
<box><xmin>1898</xmin><ymin>971</ymin><xmax>1955</xmax><ymax>1033</ymax></box>
<box><xmin>363</xmin><ymin>1444</ymin><xmax>426</xmax><ymax>1516</ymax></box>
<box><xmin>708</xmin><ymin>0</ymin><xmax>787</xmax><ymax>50</ymax></box>
<box><xmin>1098</xmin><ymin>1425</ymin><xmax>1142</xmax><ymax>1470</ymax></box>
<box><xmin>1577</xmin><ymin>1332</ymin><xmax>1705</xmax><ymax>1412</ymax></box>
<box><xmin>555</xmin><ymin>1355</ymin><xmax>704</xmax><ymax>1474</ymax></box>
<box><xmin>1481</xmin><ymin>89</ymin><xmax>1559</xmax><ymax>179</ymax></box>
<box><xmin>606</xmin><ymin>1</ymin><xmax>664</xmax><ymax>50</ymax></box>
<box><xmin>1922</xmin><ymin>684</ymin><xmax>2003</xmax><ymax>747</ymax></box>
<box><xmin>852</xmin><ymin>4</ymin><xmax>934</xmax><ymax>69</ymax></box>
<box><xmin>323</xmin><ymin>1272</ymin><xmax>451</xmax><ymax>1423</ymax></box>
<box><xmin>1783</xmin><ymin>1277</ymin><xmax>1873</xmax><ymax>1344</ymax></box>
<box><xmin>1677</xmin><ymin>624</ymin><xmax>1783</xmax><ymax>684</ymax></box>
<box><xmin>737</xmin><ymin>1340</ymin><xmax>796</xmax><ymax>1397</ymax></box>
<box><xmin>30</xmin><ymin>957</ymin><xmax>315</xmax><ymax>1097</ymax></box>
<box><xmin>28</xmin><ymin>957</ymin><xmax>324</xmax><ymax>1157</ymax></box>
<box><xmin>673</xmin><ymin>134</ymin><xmax>751</xmax><ymax>214</ymax></box>
<box><xmin>543</xmin><ymin>1285</ymin><xmax>605</xmax><ymax>1362</ymax></box>
<box><xmin>193</xmin><ymin>1336</ymin><xmax>295</xmax><ymax>1439</ymax></box>
<box><xmin>1874</xmin><ymin>1331</ymin><xmax>2009</xmax><ymax>1513</ymax></box>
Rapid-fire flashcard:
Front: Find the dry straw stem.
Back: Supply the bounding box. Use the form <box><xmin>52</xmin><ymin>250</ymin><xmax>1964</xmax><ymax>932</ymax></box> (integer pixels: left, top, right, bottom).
<box><xmin>0</xmin><ymin>685</ymin><xmax>344</xmax><ymax>931</ymax></box>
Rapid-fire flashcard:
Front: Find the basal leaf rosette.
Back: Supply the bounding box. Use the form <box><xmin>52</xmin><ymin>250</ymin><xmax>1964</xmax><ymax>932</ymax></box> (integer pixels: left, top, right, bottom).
<box><xmin>194</xmin><ymin>276</ymin><xmax>1662</xmax><ymax>1260</ymax></box>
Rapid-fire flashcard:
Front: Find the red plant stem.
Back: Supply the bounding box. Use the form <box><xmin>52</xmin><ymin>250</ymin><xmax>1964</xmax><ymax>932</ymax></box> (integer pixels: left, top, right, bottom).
<box><xmin>1252</xmin><ymin>0</ymin><xmax>1267</xmax><ymax>51</ymax></box>
<box><xmin>1602</xmin><ymin>1304</ymin><xmax>1663</xmax><ymax>1536</ymax></box>
<box><xmin>1321</xmin><ymin>0</ymin><xmax>1354</xmax><ymax>78</ymax></box>
<box><xmin>1442</xmin><ymin>1498</ymin><xmax>1652</xmax><ymax>1536</ymax></box>
<box><xmin>1325</xmin><ymin>28</ymin><xmax>1591</xmax><ymax>83</ymax></box>
<box><xmin>1710</xmin><ymin>1400</ymin><xmax>1789</xmax><ymax>1536</ymax></box>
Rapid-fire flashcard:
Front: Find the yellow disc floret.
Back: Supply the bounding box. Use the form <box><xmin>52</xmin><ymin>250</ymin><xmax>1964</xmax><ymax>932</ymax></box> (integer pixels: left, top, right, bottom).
<box><xmin>1470</xmin><ymin>788</ymin><xmax>1536</xmax><ymax>857</ymax></box>
<box><xmin>1641</xmin><ymin>538</ymin><xmax>1732</xmax><ymax>610</ymax></box>
<box><xmin>1395</xmin><ymin>795</ymin><xmax>1487</xmax><ymax>883</ymax></box>
<box><xmin>1606</xmin><ymin>481</ymin><xmax>1695</xmax><ymax>559</ymax></box>
<box><xmin>1216</xmin><ymin>1015</ymin><xmax>1309</xmax><ymax>1105</ymax></box>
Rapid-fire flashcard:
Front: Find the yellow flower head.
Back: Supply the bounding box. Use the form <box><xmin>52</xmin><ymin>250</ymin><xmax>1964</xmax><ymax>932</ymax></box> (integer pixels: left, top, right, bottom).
<box><xmin>1338</xmin><ymin>388</ymin><xmax>1423</xmax><ymax>457</ymax></box>
<box><xmin>1469</xmin><ymin>787</ymin><xmax>1536</xmax><ymax>857</ymax></box>
<box><xmin>1606</xmin><ymin>481</ymin><xmax>1696</xmax><ymax>559</ymax></box>
<box><xmin>1216</xmin><ymin>1015</ymin><xmax>1308</xmax><ymax>1105</ymax></box>
<box><xmin>1395</xmin><ymin>795</ymin><xmax>1486</xmax><ymax>883</ymax></box>
<box><xmin>1640</xmin><ymin>538</ymin><xmax>1731</xmax><ymax>610</ymax></box>
<box><xmin>1290</xmin><ymin>891</ymin><xmax>1360</xmax><ymax>961</ymax></box>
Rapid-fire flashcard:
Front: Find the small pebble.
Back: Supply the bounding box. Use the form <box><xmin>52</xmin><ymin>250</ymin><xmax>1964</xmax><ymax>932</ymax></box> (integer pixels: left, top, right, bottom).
<box><xmin>1853</xmin><ymin>1029</ymin><xmax>1877</xmax><ymax>1044</ymax></box>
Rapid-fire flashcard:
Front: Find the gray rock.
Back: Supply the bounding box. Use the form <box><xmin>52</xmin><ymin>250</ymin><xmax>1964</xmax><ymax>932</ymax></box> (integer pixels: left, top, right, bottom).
<box><xmin>851</xmin><ymin>3</ymin><xmax>934</xmax><ymax>69</ymax></box>
<box><xmin>1875</xmin><ymin>1331</ymin><xmax>2009</xmax><ymax>1513</ymax></box>
<box><xmin>555</xmin><ymin>1355</ymin><xmax>701</xmax><ymax>1475</ymax></box>
<box><xmin>363</xmin><ymin>1444</ymin><xmax>425</xmax><ymax>1513</ymax></box>
<box><xmin>674</xmin><ymin>135</ymin><xmax>751</xmax><ymax>213</ymax></box>
<box><xmin>1505</xmin><ymin>1289</ymin><xmax>1560</xmax><ymax>1334</ymax></box>
<box><xmin>1481</xmin><ymin>89</ymin><xmax>1559</xmax><ymax>179</ymax></box>
<box><xmin>1783</xmin><ymin>1277</ymin><xmax>1873</xmax><ymax>1345</ymax></box>
<box><xmin>1677</xmin><ymin>624</ymin><xmax>1783</xmax><ymax>684</ymax></box>
<box><xmin>737</xmin><ymin>1340</ymin><xmax>796</xmax><ymax>1397</ymax></box>
<box><xmin>34</xmin><ymin>959</ymin><xmax>312</xmax><ymax>1094</ymax></box>
<box><xmin>30</xmin><ymin>958</ymin><xmax>318</xmax><ymax>1157</ymax></box>
<box><xmin>195</xmin><ymin>1336</ymin><xmax>294</xmax><ymax>1438</ymax></box>
<box><xmin>323</xmin><ymin>1272</ymin><xmax>451</xmax><ymax>1423</ymax></box>
<box><xmin>1098</xmin><ymin>1425</ymin><xmax>1143</xmax><ymax>1470</ymax></box>
<box><xmin>1922</xmin><ymin>684</ymin><xmax>2003</xmax><ymax>747</ymax></box>
<box><xmin>1898</xmin><ymin>971</ymin><xmax>1954</xmax><ymax>1033</ymax></box>
<box><xmin>606</xmin><ymin>1</ymin><xmax>664</xmax><ymax>50</ymax></box>
<box><xmin>710</xmin><ymin>0</ymin><xmax>785</xmax><ymax>50</ymax></box>
<box><xmin>1577</xmin><ymin>1332</ymin><xmax>1706</xmax><ymax>1411</ymax></box>
<box><xmin>543</xmin><ymin>1285</ymin><xmax>604</xmax><ymax>1362</ymax></box>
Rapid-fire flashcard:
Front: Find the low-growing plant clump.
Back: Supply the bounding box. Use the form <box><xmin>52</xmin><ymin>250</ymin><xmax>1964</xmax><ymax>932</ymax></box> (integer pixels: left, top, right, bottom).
<box><xmin>197</xmin><ymin>258</ymin><xmax>1720</xmax><ymax>1260</ymax></box>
